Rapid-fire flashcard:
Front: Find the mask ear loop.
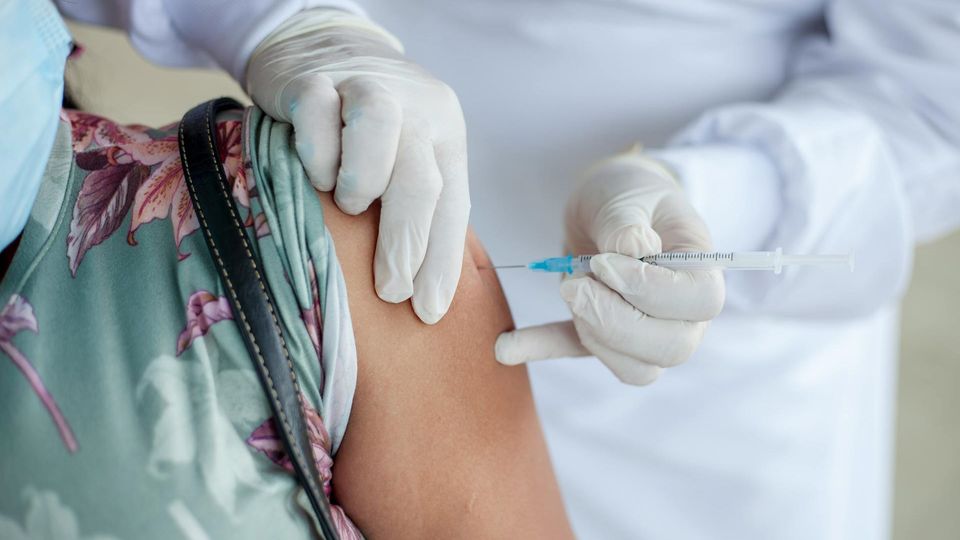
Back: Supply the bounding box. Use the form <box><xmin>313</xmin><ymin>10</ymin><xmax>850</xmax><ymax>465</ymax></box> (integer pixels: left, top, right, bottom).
<box><xmin>63</xmin><ymin>44</ymin><xmax>83</xmax><ymax>110</ymax></box>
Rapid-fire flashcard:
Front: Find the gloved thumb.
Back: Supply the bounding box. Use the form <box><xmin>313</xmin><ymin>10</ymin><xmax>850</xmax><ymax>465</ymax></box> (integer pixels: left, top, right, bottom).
<box><xmin>286</xmin><ymin>74</ymin><xmax>342</xmax><ymax>192</ymax></box>
<box><xmin>495</xmin><ymin>321</ymin><xmax>591</xmax><ymax>366</ymax></box>
<box><xmin>565</xmin><ymin>153</ymin><xmax>667</xmax><ymax>257</ymax></box>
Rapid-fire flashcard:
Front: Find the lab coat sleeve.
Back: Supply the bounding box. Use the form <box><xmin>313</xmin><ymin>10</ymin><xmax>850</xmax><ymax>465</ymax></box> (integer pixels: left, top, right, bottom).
<box><xmin>55</xmin><ymin>0</ymin><xmax>366</xmax><ymax>80</ymax></box>
<box><xmin>650</xmin><ymin>0</ymin><xmax>960</xmax><ymax>318</ymax></box>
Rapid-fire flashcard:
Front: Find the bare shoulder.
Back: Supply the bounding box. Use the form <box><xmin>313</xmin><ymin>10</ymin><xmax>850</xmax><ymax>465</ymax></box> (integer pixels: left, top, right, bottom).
<box><xmin>318</xmin><ymin>193</ymin><xmax>572</xmax><ymax>539</ymax></box>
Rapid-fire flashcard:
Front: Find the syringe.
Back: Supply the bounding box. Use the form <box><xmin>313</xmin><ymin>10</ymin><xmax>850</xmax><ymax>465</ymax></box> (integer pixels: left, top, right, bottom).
<box><xmin>485</xmin><ymin>248</ymin><xmax>854</xmax><ymax>275</ymax></box>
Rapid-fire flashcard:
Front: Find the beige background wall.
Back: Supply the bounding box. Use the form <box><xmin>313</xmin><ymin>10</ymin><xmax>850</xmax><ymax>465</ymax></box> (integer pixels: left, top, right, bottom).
<box><xmin>66</xmin><ymin>21</ymin><xmax>960</xmax><ymax>539</ymax></box>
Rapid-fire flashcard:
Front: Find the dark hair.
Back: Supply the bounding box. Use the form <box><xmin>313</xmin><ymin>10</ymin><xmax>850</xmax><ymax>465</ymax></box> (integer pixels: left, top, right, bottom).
<box><xmin>63</xmin><ymin>44</ymin><xmax>80</xmax><ymax>109</ymax></box>
<box><xmin>63</xmin><ymin>85</ymin><xmax>78</xmax><ymax>109</ymax></box>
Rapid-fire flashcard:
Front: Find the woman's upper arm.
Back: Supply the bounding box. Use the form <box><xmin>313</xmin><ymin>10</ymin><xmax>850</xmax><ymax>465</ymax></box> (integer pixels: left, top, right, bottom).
<box><xmin>319</xmin><ymin>194</ymin><xmax>572</xmax><ymax>538</ymax></box>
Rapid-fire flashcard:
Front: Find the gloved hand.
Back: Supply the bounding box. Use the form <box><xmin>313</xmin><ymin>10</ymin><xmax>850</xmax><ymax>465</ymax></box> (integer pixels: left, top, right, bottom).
<box><xmin>245</xmin><ymin>9</ymin><xmax>469</xmax><ymax>325</ymax></box>
<box><xmin>495</xmin><ymin>148</ymin><xmax>725</xmax><ymax>385</ymax></box>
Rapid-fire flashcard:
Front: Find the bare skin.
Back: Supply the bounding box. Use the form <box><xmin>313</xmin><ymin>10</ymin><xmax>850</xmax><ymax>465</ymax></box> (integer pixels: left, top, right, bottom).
<box><xmin>319</xmin><ymin>193</ymin><xmax>573</xmax><ymax>539</ymax></box>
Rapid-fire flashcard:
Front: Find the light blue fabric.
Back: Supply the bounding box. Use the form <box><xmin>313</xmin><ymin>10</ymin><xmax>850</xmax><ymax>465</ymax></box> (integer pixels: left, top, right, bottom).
<box><xmin>0</xmin><ymin>0</ymin><xmax>71</xmax><ymax>251</ymax></box>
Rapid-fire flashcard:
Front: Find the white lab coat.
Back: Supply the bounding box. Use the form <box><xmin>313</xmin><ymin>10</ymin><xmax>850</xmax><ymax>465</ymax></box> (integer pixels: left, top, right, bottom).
<box><xmin>58</xmin><ymin>1</ymin><xmax>960</xmax><ymax>538</ymax></box>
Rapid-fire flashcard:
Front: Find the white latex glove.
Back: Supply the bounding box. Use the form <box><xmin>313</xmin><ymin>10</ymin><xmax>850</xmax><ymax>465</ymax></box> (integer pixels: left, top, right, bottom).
<box><xmin>495</xmin><ymin>149</ymin><xmax>725</xmax><ymax>385</ymax></box>
<box><xmin>245</xmin><ymin>9</ymin><xmax>469</xmax><ymax>324</ymax></box>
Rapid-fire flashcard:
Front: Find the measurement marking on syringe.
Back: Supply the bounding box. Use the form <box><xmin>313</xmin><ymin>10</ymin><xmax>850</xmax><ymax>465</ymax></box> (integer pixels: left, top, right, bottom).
<box><xmin>646</xmin><ymin>251</ymin><xmax>736</xmax><ymax>265</ymax></box>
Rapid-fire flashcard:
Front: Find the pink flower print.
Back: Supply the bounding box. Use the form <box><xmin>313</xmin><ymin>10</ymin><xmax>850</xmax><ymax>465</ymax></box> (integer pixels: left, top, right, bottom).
<box><xmin>301</xmin><ymin>261</ymin><xmax>323</xmax><ymax>363</ymax></box>
<box><xmin>67</xmin><ymin>112</ymin><xmax>103</xmax><ymax>153</ymax></box>
<box><xmin>176</xmin><ymin>291</ymin><xmax>234</xmax><ymax>356</ymax></box>
<box><xmin>127</xmin><ymin>149</ymin><xmax>196</xmax><ymax>259</ymax></box>
<box><xmin>125</xmin><ymin>119</ymin><xmax>245</xmax><ymax>259</ymax></box>
<box><xmin>0</xmin><ymin>295</ymin><xmax>78</xmax><ymax>453</ymax></box>
<box><xmin>218</xmin><ymin>120</ymin><xmax>243</xmax><ymax>182</ymax></box>
<box><xmin>66</xmin><ymin>112</ymin><xmax>250</xmax><ymax>274</ymax></box>
<box><xmin>330</xmin><ymin>508</ymin><xmax>363</xmax><ymax>540</ymax></box>
<box><xmin>232</xmin><ymin>160</ymin><xmax>270</xmax><ymax>240</ymax></box>
<box><xmin>67</xmin><ymin>151</ymin><xmax>151</xmax><ymax>276</ymax></box>
<box><xmin>121</xmin><ymin>129</ymin><xmax>191</xmax><ymax>255</ymax></box>
<box><xmin>246</xmin><ymin>401</ymin><xmax>362</xmax><ymax>539</ymax></box>
<box><xmin>232</xmin><ymin>164</ymin><xmax>252</xmax><ymax>209</ymax></box>
<box><xmin>246</xmin><ymin>403</ymin><xmax>334</xmax><ymax>487</ymax></box>
<box><xmin>239</xmin><ymin>160</ymin><xmax>270</xmax><ymax>240</ymax></box>
<box><xmin>65</xmin><ymin>110</ymin><xmax>153</xmax><ymax>154</ymax></box>
<box><xmin>253</xmin><ymin>212</ymin><xmax>271</xmax><ymax>239</ymax></box>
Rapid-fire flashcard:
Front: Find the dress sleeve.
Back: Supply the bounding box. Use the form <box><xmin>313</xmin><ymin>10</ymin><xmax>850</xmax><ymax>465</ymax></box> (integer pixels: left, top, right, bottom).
<box><xmin>240</xmin><ymin>106</ymin><xmax>358</xmax><ymax>455</ymax></box>
<box><xmin>650</xmin><ymin>0</ymin><xmax>960</xmax><ymax>318</ymax></box>
<box><xmin>55</xmin><ymin>0</ymin><xmax>366</xmax><ymax>80</ymax></box>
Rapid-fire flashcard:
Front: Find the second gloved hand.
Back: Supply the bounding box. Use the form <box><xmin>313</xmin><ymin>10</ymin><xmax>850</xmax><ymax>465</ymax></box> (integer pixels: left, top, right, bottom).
<box><xmin>495</xmin><ymin>149</ymin><xmax>725</xmax><ymax>385</ymax></box>
<box><xmin>246</xmin><ymin>8</ymin><xmax>470</xmax><ymax>324</ymax></box>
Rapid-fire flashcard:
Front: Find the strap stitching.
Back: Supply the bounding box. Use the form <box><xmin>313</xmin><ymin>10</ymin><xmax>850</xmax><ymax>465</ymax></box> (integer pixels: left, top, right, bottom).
<box><xmin>197</xmin><ymin>106</ymin><xmax>316</xmax><ymax>484</ymax></box>
<box><xmin>179</xmin><ymin>108</ymin><xmax>322</xmax><ymax>500</ymax></box>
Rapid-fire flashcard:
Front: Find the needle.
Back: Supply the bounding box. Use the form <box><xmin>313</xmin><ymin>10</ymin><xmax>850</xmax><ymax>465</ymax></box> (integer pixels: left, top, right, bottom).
<box><xmin>478</xmin><ymin>264</ymin><xmax>525</xmax><ymax>270</ymax></box>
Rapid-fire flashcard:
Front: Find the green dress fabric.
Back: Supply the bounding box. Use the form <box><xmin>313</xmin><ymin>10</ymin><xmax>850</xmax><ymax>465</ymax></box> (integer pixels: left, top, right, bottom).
<box><xmin>0</xmin><ymin>107</ymin><xmax>362</xmax><ymax>539</ymax></box>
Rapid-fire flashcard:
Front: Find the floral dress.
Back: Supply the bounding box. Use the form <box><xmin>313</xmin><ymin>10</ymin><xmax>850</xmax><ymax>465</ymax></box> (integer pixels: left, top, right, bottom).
<box><xmin>0</xmin><ymin>107</ymin><xmax>362</xmax><ymax>539</ymax></box>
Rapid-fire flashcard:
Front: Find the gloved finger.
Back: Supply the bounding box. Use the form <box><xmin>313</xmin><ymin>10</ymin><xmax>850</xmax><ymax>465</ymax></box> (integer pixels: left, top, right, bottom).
<box><xmin>411</xmin><ymin>138</ymin><xmax>470</xmax><ymax>324</ymax></box>
<box><xmin>374</xmin><ymin>124</ymin><xmax>443</xmax><ymax>303</ymax></box>
<box><xmin>335</xmin><ymin>77</ymin><xmax>402</xmax><ymax>215</ymax></box>
<box><xmin>596</xmin><ymin>210</ymin><xmax>662</xmax><ymax>258</ymax></box>
<box><xmin>573</xmin><ymin>321</ymin><xmax>663</xmax><ymax>385</ymax></box>
<box><xmin>567</xmin><ymin>157</ymin><xmax>665</xmax><ymax>258</ymax></box>
<box><xmin>288</xmin><ymin>74</ymin><xmax>342</xmax><ymax>191</ymax></box>
<box><xmin>590</xmin><ymin>253</ymin><xmax>725</xmax><ymax>321</ymax></box>
<box><xmin>564</xmin><ymin>201</ymin><xmax>663</xmax><ymax>258</ymax></box>
<box><xmin>494</xmin><ymin>320</ymin><xmax>591</xmax><ymax>366</ymax></box>
<box><xmin>652</xmin><ymin>191</ymin><xmax>714</xmax><ymax>253</ymax></box>
<box><xmin>561</xmin><ymin>276</ymin><xmax>708</xmax><ymax>368</ymax></box>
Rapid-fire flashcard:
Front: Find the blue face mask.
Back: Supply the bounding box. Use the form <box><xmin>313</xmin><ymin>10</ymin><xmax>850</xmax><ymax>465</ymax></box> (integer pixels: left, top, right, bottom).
<box><xmin>0</xmin><ymin>0</ymin><xmax>72</xmax><ymax>251</ymax></box>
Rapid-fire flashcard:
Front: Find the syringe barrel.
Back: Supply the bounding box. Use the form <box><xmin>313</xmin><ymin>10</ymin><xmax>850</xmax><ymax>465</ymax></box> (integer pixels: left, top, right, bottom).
<box><xmin>643</xmin><ymin>250</ymin><xmax>784</xmax><ymax>272</ymax></box>
<box><xmin>569</xmin><ymin>255</ymin><xmax>593</xmax><ymax>273</ymax></box>
<box><xmin>727</xmin><ymin>249</ymin><xmax>785</xmax><ymax>273</ymax></box>
<box><xmin>648</xmin><ymin>249</ymin><xmax>852</xmax><ymax>273</ymax></box>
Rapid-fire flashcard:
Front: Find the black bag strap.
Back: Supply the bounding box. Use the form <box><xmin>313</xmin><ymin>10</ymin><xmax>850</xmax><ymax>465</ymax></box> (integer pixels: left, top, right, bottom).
<box><xmin>178</xmin><ymin>98</ymin><xmax>340</xmax><ymax>540</ymax></box>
